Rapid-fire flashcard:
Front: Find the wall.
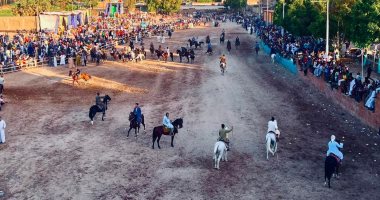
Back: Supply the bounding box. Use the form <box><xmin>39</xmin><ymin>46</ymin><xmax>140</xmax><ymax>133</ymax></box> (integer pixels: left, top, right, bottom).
<box><xmin>0</xmin><ymin>16</ymin><xmax>37</xmax><ymax>32</ymax></box>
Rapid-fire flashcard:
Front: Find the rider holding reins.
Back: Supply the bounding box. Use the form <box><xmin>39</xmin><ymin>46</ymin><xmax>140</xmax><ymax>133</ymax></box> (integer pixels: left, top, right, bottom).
<box><xmin>218</xmin><ymin>124</ymin><xmax>233</xmax><ymax>151</ymax></box>
<box><xmin>219</xmin><ymin>54</ymin><xmax>226</xmax><ymax>65</ymax></box>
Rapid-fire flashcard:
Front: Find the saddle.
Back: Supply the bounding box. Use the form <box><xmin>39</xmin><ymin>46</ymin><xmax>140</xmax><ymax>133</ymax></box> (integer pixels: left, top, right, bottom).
<box><xmin>163</xmin><ymin>126</ymin><xmax>170</xmax><ymax>135</ymax></box>
<box><xmin>329</xmin><ymin>153</ymin><xmax>341</xmax><ymax>163</ymax></box>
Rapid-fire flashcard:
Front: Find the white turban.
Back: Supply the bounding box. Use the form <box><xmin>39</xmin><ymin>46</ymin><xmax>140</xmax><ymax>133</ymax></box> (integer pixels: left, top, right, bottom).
<box><xmin>331</xmin><ymin>135</ymin><xmax>336</xmax><ymax>142</ymax></box>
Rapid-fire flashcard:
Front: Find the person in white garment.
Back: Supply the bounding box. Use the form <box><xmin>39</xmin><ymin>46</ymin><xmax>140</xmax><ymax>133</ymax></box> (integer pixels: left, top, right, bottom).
<box><xmin>0</xmin><ymin>116</ymin><xmax>6</xmax><ymax>144</ymax></box>
<box><xmin>163</xmin><ymin>113</ymin><xmax>174</xmax><ymax>135</ymax></box>
<box><xmin>267</xmin><ymin>116</ymin><xmax>280</xmax><ymax>138</ymax></box>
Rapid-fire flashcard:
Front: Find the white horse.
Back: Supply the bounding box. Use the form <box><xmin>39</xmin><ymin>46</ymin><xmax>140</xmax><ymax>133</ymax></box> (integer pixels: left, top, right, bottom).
<box><xmin>213</xmin><ymin>141</ymin><xmax>227</xmax><ymax>169</ymax></box>
<box><xmin>266</xmin><ymin>132</ymin><xmax>277</xmax><ymax>160</ymax></box>
<box><xmin>220</xmin><ymin>62</ymin><xmax>227</xmax><ymax>75</ymax></box>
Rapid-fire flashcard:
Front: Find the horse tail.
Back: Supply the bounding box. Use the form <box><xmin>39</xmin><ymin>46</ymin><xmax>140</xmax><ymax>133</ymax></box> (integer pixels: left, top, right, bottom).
<box><xmin>89</xmin><ymin>106</ymin><xmax>94</xmax><ymax>121</ymax></box>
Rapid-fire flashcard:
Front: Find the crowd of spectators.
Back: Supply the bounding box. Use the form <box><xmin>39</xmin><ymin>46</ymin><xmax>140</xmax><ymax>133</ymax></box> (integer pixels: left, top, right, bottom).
<box><xmin>0</xmin><ymin>12</ymin><xmax>201</xmax><ymax>73</ymax></box>
<box><xmin>236</xmin><ymin>14</ymin><xmax>379</xmax><ymax>112</ymax></box>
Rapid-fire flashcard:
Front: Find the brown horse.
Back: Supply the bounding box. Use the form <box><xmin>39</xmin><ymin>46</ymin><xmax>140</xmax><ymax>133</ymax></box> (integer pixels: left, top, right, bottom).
<box><xmin>152</xmin><ymin>118</ymin><xmax>183</xmax><ymax>149</ymax></box>
<box><xmin>163</xmin><ymin>52</ymin><xmax>169</xmax><ymax>62</ymax></box>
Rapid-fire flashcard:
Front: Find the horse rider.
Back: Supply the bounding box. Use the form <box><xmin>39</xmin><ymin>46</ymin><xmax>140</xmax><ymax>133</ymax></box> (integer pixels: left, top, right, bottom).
<box><xmin>326</xmin><ymin>135</ymin><xmax>344</xmax><ymax>162</ymax></box>
<box><xmin>207</xmin><ymin>42</ymin><xmax>212</xmax><ymax>54</ymax></box>
<box><xmin>235</xmin><ymin>36</ymin><xmax>240</xmax><ymax>48</ymax></box>
<box><xmin>163</xmin><ymin>112</ymin><xmax>174</xmax><ymax>136</ymax></box>
<box><xmin>95</xmin><ymin>92</ymin><xmax>105</xmax><ymax>110</ymax></box>
<box><xmin>227</xmin><ymin>40</ymin><xmax>232</xmax><ymax>52</ymax></box>
<box><xmin>133</xmin><ymin>103</ymin><xmax>142</xmax><ymax>126</ymax></box>
<box><xmin>267</xmin><ymin>116</ymin><xmax>280</xmax><ymax>139</ymax></box>
<box><xmin>206</xmin><ymin>35</ymin><xmax>211</xmax><ymax>44</ymax></box>
<box><xmin>218</xmin><ymin>124</ymin><xmax>233</xmax><ymax>151</ymax></box>
<box><xmin>219</xmin><ymin>54</ymin><xmax>226</xmax><ymax>65</ymax></box>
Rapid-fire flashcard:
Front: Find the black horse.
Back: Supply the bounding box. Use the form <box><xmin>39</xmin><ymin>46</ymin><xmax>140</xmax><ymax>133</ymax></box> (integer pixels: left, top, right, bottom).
<box><xmin>152</xmin><ymin>118</ymin><xmax>183</xmax><ymax>149</ymax></box>
<box><xmin>227</xmin><ymin>40</ymin><xmax>232</xmax><ymax>53</ymax></box>
<box><xmin>155</xmin><ymin>49</ymin><xmax>164</xmax><ymax>60</ymax></box>
<box><xmin>325</xmin><ymin>140</ymin><xmax>342</xmax><ymax>188</ymax></box>
<box><xmin>176</xmin><ymin>49</ymin><xmax>190</xmax><ymax>63</ymax></box>
<box><xmin>89</xmin><ymin>95</ymin><xmax>111</xmax><ymax>125</ymax></box>
<box><xmin>188</xmin><ymin>39</ymin><xmax>203</xmax><ymax>49</ymax></box>
<box><xmin>127</xmin><ymin>112</ymin><xmax>146</xmax><ymax>137</ymax></box>
<box><xmin>220</xmin><ymin>34</ymin><xmax>225</xmax><ymax>44</ymax></box>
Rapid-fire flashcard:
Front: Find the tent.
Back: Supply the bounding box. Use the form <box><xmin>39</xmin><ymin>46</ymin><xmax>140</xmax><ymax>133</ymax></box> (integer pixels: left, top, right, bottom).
<box><xmin>39</xmin><ymin>10</ymin><xmax>90</xmax><ymax>32</ymax></box>
<box><xmin>105</xmin><ymin>0</ymin><xmax>124</xmax><ymax>17</ymax></box>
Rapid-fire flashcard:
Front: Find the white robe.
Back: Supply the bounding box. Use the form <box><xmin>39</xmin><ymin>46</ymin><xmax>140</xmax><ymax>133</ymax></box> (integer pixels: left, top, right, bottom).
<box><xmin>349</xmin><ymin>79</ymin><xmax>355</xmax><ymax>96</ymax></box>
<box><xmin>365</xmin><ymin>90</ymin><xmax>376</xmax><ymax>109</ymax></box>
<box><xmin>60</xmin><ymin>55</ymin><xmax>66</xmax><ymax>65</ymax></box>
<box><xmin>267</xmin><ymin>120</ymin><xmax>278</xmax><ymax>133</ymax></box>
<box><xmin>0</xmin><ymin>119</ymin><xmax>6</xmax><ymax>143</ymax></box>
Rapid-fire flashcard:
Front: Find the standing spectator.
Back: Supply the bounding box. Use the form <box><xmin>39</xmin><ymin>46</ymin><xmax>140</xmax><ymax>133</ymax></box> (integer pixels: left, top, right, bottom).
<box><xmin>0</xmin><ymin>116</ymin><xmax>5</xmax><ymax>144</ymax></box>
<box><xmin>0</xmin><ymin>74</ymin><xmax>4</xmax><ymax>94</ymax></box>
<box><xmin>367</xmin><ymin>65</ymin><xmax>373</xmax><ymax>79</ymax></box>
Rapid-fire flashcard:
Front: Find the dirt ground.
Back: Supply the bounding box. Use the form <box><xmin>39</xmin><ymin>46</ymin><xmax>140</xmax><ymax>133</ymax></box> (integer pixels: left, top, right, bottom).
<box><xmin>0</xmin><ymin>22</ymin><xmax>379</xmax><ymax>200</ymax></box>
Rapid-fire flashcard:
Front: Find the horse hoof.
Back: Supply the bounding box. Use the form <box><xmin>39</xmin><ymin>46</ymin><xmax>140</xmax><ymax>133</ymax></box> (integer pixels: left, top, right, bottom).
<box><xmin>90</xmin><ymin>121</ymin><xmax>93</xmax><ymax>125</ymax></box>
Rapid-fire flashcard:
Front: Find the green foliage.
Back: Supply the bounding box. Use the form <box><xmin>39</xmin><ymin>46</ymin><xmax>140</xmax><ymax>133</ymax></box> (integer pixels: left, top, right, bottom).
<box><xmin>345</xmin><ymin>0</ymin><xmax>380</xmax><ymax>48</ymax></box>
<box><xmin>0</xmin><ymin>9</ymin><xmax>13</xmax><ymax>16</ymax></box>
<box><xmin>196</xmin><ymin>0</ymin><xmax>213</xmax><ymax>2</ymax></box>
<box><xmin>12</xmin><ymin>0</ymin><xmax>51</xmax><ymax>16</ymax></box>
<box><xmin>274</xmin><ymin>0</ymin><xmax>380</xmax><ymax>47</ymax></box>
<box><xmin>224</xmin><ymin>0</ymin><xmax>247</xmax><ymax>9</ymax></box>
<box><xmin>124</xmin><ymin>0</ymin><xmax>136</xmax><ymax>11</ymax></box>
<box><xmin>82</xmin><ymin>0</ymin><xmax>98</xmax><ymax>8</ymax></box>
<box><xmin>146</xmin><ymin>0</ymin><xmax>182</xmax><ymax>13</ymax></box>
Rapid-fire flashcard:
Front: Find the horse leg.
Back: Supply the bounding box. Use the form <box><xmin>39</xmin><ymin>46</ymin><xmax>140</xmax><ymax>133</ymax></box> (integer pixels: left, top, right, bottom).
<box><xmin>152</xmin><ymin>133</ymin><xmax>156</xmax><ymax>149</ymax></box>
<box><xmin>157</xmin><ymin>135</ymin><xmax>161</xmax><ymax>149</ymax></box>
<box><xmin>171</xmin><ymin>136</ymin><xmax>174</xmax><ymax>147</ymax></box>
<box><xmin>127</xmin><ymin>127</ymin><xmax>133</xmax><ymax>137</ymax></box>
<box><xmin>135</xmin><ymin>128</ymin><xmax>137</xmax><ymax>137</ymax></box>
<box><xmin>102</xmin><ymin>112</ymin><xmax>105</xmax><ymax>121</ymax></box>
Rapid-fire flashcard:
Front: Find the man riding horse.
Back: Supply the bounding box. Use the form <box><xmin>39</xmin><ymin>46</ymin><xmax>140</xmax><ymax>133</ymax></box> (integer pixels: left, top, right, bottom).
<box><xmin>133</xmin><ymin>103</ymin><xmax>142</xmax><ymax>126</ymax></box>
<box><xmin>326</xmin><ymin>135</ymin><xmax>344</xmax><ymax>162</ymax></box>
<box><xmin>220</xmin><ymin>54</ymin><xmax>226</xmax><ymax>65</ymax></box>
<box><xmin>96</xmin><ymin>92</ymin><xmax>105</xmax><ymax>110</ymax></box>
<box><xmin>163</xmin><ymin>113</ymin><xmax>174</xmax><ymax>136</ymax></box>
<box><xmin>218</xmin><ymin>124</ymin><xmax>233</xmax><ymax>151</ymax></box>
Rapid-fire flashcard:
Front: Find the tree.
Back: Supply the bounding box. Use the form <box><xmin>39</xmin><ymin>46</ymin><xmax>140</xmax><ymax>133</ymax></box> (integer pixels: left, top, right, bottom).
<box><xmin>344</xmin><ymin>0</ymin><xmax>380</xmax><ymax>48</ymax></box>
<box><xmin>82</xmin><ymin>0</ymin><xmax>99</xmax><ymax>9</ymax></box>
<box><xmin>12</xmin><ymin>0</ymin><xmax>51</xmax><ymax>16</ymax></box>
<box><xmin>124</xmin><ymin>0</ymin><xmax>136</xmax><ymax>11</ymax></box>
<box><xmin>146</xmin><ymin>0</ymin><xmax>181</xmax><ymax>13</ymax></box>
<box><xmin>224</xmin><ymin>0</ymin><xmax>247</xmax><ymax>9</ymax></box>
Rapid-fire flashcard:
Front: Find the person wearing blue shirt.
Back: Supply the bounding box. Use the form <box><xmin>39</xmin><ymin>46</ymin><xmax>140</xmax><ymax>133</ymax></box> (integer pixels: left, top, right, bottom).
<box><xmin>133</xmin><ymin>103</ymin><xmax>142</xmax><ymax>126</ymax></box>
<box><xmin>326</xmin><ymin>135</ymin><xmax>344</xmax><ymax>160</ymax></box>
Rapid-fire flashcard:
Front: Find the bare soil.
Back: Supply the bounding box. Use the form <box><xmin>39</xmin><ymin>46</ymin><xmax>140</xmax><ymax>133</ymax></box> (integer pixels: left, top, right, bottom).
<box><xmin>0</xmin><ymin>22</ymin><xmax>379</xmax><ymax>200</ymax></box>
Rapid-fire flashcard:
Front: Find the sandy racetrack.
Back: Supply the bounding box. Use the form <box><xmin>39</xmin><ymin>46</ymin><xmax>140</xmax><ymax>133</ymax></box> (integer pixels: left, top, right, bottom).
<box><xmin>0</xmin><ymin>22</ymin><xmax>379</xmax><ymax>200</ymax></box>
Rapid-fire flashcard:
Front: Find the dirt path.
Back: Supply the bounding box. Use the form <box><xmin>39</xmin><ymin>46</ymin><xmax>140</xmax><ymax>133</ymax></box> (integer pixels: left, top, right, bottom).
<box><xmin>0</xmin><ymin>22</ymin><xmax>379</xmax><ymax>200</ymax></box>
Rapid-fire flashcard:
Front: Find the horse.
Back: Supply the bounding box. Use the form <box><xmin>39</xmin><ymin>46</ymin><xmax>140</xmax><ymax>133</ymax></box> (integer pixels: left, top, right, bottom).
<box><xmin>162</xmin><ymin>52</ymin><xmax>169</xmax><ymax>62</ymax></box>
<box><xmin>176</xmin><ymin>49</ymin><xmax>190</xmax><ymax>63</ymax></box>
<box><xmin>189</xmin><ymin>50</ymin><xmax>195</xmax><ymax>63</ymax></box>
<box><xmin>220</xmin><ymin>62</ymin><xmax>226</xmax><ymax>75</ymax></box>
<box><xmin>265</xmin><ymin>132</ymin><xmax>277</xmax><ymax>160</ymax></box>
<box><xmin>149</xmin><ymin>45</ymin><xmax>155</xmax><ymax>57</ymax></box>
<box><xmin>213</xmin><ymin>141</ymin><xmax>227</xmax><ymax>170</ymax></box>
<box><xmin>220</xmin><ymin>35</ymin><xmax>225</xmax><ymax>44</ymax></box>
<box><xmin>324</xmin><ymin>155</ymin><xmax>341</xmax><ymax>188</ymax></box>
<box><xmin>127</xmin><ymin>112</ymin><xmax>146</xmax><ymax>137</ymax></box>
<box><xmin>89</xmin><ymin>95</ymin><xmax>111</xmax><ymax>125</ymax></box>
<box><xmin>325</xmin><ymin>139</ymin><xmax>342</xmax><ymax>188</ymax></box>
<box><xmin>227</xmin><ymin>41</ymin><xmax>232</xmax><ymax>53</ymax></box>
<box><xmin>152</xmin><ymin>118</ymin><xmax>183</xmax><ymax>149</ymax></box>
<box><xmin>155</xmin><ymin>50</ymin><xmax>163</xmax><ymax>60</ymax></box>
